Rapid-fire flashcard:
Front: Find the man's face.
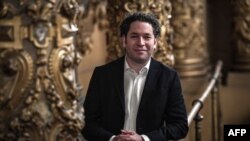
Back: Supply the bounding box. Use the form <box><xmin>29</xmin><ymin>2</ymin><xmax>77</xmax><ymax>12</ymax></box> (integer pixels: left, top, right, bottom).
<box><xmin>122</xmin><ymin>21</ymin><xmax>157</xmax><ymax>64</ymax></box>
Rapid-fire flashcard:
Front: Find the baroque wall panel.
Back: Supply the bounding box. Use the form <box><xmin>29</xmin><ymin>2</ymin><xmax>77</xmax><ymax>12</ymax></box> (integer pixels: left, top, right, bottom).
<box><xmin>106</xmin><ymin>0</ymin><xmax>174</xmax><ymax>66</ymax></box>
<box><xmin>0</xmin><ymin>0</ymin><xmax>85</xmax><ymax>140</ymax></box>
<box><xmin>170</xmin><ymin>0</ymin><xmax>209</xmax><ymax>77</ymax></box>
<box><xmin>231</xmin><ymin>0</ymin><xmax>250</xmax><ymax>71</ymax></box>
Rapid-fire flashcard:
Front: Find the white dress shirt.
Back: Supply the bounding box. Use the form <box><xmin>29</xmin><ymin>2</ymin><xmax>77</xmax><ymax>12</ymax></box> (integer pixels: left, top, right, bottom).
<box><xmin>109</xmin><ymin>58</ymin><xmax>151</xmax><ymax>141</ymax></box>
<box><xmin>123</xmin><ymin>58</ymin><xmax>149</xmax><ymax>130</ymax></box>
<box><xmin>123</xmin><ymin>58</ymin><xmax>151</xmax><ymax>141</ymax></box>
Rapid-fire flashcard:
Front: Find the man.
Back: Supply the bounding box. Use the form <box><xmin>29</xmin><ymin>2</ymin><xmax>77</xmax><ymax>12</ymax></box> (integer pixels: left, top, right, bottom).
<box><xmin>82</xmin><ymin>12</ymin><xmax>188</xmax><ymax>141</ymax></box>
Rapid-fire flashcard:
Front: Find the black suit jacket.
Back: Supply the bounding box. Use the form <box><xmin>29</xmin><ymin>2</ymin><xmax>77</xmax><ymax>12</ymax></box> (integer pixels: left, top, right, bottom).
<box><xmin>82</xmin><ymin>56</ymin><xmax>188</xmax><ymax>141</ymax></box>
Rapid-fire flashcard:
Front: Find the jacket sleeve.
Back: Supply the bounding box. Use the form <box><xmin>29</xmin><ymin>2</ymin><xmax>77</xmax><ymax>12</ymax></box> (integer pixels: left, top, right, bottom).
<box><xmin>82</xmin><ymin>68</ymin><xmax>113</xmax><ymax>141</ymax></box>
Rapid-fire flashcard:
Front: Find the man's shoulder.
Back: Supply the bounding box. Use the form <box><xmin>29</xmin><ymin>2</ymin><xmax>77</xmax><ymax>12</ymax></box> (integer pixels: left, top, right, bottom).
<box><xmin>151</xmin><ymin>59</ymin><xmax>181</xmax><ymax>82</ymax></box>
<box><xmin>151</xmin><ymin>58</ymin><xmax>177</xmax><ymax>73</ymax></box>
<box><xmin>95</xmin><ymin>56</ymin><xmax>124</xmax><ymax>71</ymax></box>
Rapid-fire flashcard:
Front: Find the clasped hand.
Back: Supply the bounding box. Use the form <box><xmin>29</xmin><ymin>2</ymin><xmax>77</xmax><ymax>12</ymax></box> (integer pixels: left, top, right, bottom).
<box><xmin>113</xmin><ymin>130</ymin><xmax>144</xmax><ymax>141</ymax></box>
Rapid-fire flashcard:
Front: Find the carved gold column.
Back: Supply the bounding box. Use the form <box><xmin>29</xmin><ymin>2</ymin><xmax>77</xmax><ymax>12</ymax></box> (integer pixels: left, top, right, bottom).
<box><xmin>170</xmin><ymin>0</ymin><xmax>209</xmax><ymax>77</ymax></box>
<box><xmin>231</xmin><ymin>0</ymin><xmax>250</xmax><ymax>71</ymax></box>
<box><xmin>0</xmin><ymin>0</ymin><xmax>85</xmax><ymax>141</ymax></box>
<box><xmin>106</xmin><ymin>0</ymin><xmax>174</xmax><ymax>66</ymax></box>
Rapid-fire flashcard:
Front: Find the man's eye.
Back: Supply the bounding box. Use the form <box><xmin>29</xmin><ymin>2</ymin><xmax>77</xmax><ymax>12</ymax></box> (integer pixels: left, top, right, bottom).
<box><xmin>144</xmin><ymin>36</ymin><xmax>151</xmax><ymax>40</ymax></box>
<box><xmin>131</xmin><ymin>36</ymin><xmax>138</xmax><ymax>38</ymax></box>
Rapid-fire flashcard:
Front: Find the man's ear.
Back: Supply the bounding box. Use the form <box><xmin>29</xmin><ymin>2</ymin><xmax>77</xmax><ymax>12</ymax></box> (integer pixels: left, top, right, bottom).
<box><xmin>153</xmin><ymin>39</ymin><xmax>157</xmax><ymax>49</ymax></box>
<box><xmin>121</xmin><ymin>36</ymin><xmax>126</xmax><ymax>48</ymax></box>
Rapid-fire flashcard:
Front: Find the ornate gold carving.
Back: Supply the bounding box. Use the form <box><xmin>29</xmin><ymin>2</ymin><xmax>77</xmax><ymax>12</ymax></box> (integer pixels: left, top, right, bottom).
<box><xmin>106</xmin><ymin>0</ymin><xmax>174</xmax><ymax>66</ymax></box>
<box><xmin>231</xmin><ymin>0</ymin><xmax>250</xmax><ymax>71</ymax></box>
<box><xmin>0</xmin><ymin>50</ymin><xmax>33</xmax><ymax>109</ymax></box>
<box><xmin>75</xmin><ymin>0</ymin><xmax>108</xmax><ymax>56</ymax></box>
<box><xmin>0</xmin><ymin>1</ymin><xmax>8</xmax><ymax>18</ymax></box>
<box><xmin>0</xmin><ymin>26</ymin><xmax>14</xmax><ymax>41</ymax></box>
<box><xmin>0</xmin><ymin>16</ymin><xmax>23</xmax><ymax>49</ymax></box>
<box><xmin>0</xmin><ymin>0</ymin><xmax>84</xmax><ymax>140</ymax></box>
<box><xmin>170</xmin><ymin>0</ymin><xmax>209</xmax><ymax>77</ymax></box>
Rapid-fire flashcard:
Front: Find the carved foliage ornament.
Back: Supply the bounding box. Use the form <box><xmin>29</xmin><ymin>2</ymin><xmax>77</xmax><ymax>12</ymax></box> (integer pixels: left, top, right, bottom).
<box><xmin>170</xmin><ymin>0</ymin><xmax>207</xmax><ymax>61</ymax></box>
<box><xmin>0</xmin><ymin>0</ymin><xmax>84</xmax><ymax>140</ymax></box>
<box><xmin>168</xmin><ymin>0</ymin><xmax>209</xmax><ymax>77</ymax></box>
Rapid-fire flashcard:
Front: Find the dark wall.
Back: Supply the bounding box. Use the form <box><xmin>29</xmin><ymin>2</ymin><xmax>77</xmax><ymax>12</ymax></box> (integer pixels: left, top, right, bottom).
<box><xmin>206</xmin><ymin>0</ymin><xmax>233</xmax><ymax>85</ymax></box>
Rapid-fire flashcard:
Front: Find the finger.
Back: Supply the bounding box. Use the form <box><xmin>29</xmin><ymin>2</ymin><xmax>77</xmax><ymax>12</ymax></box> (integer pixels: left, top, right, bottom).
<box><xmin>126</xmin><ymin>130</ymin><xmax>136</xmax><ymax>135</ymax></box>
<box><xmin>121</xmin><ymin>130</ymin><xmax>132</xmax><ymax>135</ymax></box>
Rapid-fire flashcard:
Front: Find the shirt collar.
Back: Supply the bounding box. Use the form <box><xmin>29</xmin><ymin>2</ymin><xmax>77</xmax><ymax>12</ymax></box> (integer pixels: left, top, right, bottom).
<box><xmin>124</xmin><ymin>56</ymin><xmax>151</xmax><ymax>74</ymax></box>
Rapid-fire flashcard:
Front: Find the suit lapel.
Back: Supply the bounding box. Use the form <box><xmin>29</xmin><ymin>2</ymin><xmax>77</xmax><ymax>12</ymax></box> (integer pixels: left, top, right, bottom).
<box><xmin>138</xmin><ymin>59</ymin><xmax>159</xmax><ymax>111</ymax></box>
<box><xmin>114</xmin><ymin>57</ymin><xmax>125</xmax><ymax>112</ymax></box>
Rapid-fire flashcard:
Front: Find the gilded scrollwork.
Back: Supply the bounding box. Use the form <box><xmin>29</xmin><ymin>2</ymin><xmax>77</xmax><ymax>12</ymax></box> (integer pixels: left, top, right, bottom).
<box><xmin>0</xmin><ymin>49</ymin><xmax>34</xmax><ymax>140</ymax></box>
<box><xmin>231</xmin><ymin>0</ymin><xmax>250</xmax><ymax>70</ymax></box>
<box><xmin>106</xmin><ymin>0</ymin><xmax>174</xmax><ymax>66</ymax></box>
<box><xmin>149</xmin><ymin>1</ymin><xmax>174</xmax><ymax>66</ymax></box>
<box><xmin>0</xmin><ymin>49</ymin><xmax>33</xmax><ymax>110</ymax></box>
<box><xmin>0</xmin><ymin>0</ymin><xmax>84</xmax><ymax>141</ymax></box>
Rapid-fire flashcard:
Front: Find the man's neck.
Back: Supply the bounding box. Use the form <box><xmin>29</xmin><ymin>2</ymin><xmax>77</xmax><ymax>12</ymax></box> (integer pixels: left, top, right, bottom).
<box><xmin>125</xmin><ymin>57</ymin><xmax>149</xmax><ymax>74</ymax></box>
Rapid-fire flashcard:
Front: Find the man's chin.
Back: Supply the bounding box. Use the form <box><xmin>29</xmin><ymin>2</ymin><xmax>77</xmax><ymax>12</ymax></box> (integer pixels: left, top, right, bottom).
<box><xmin>134</xmin><ymin>57</ymin><xmax>150</xmax><ymax>64</ymax></box>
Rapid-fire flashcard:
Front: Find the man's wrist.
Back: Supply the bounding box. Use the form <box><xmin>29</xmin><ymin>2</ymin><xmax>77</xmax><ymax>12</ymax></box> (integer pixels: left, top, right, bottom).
<box><xmin>141</xmin><ymin>135</ymin><xmax>144</xmax><ymax>141</ymax></box>
<box><xmin>141</xmin><ymin>134</ymin><xmax>150</xmax><ymax>141</ymax></box>
<box><xmin>109</xmin><ymin>135</ymin><xmax>116</xmax><ymax>141</ymax></box>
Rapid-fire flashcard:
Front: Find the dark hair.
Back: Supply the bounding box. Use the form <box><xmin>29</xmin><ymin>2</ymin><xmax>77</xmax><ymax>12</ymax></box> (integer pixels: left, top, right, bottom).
<box><xmin>119</xmin><ymin>12</ymin><xmax>161</xmax><ymax>38</ymax></box>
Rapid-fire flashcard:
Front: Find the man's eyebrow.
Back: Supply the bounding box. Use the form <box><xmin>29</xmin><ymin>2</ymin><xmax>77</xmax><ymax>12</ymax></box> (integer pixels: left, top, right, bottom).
<box><xmin>129</xmin><ymin>32</ymin><xmax>153</xmax><ymax>36</ymax></box>
<box><xmin>129</xmin><ymin>32</ymin><xmax>139</xmax><ymax>35</ymax></box>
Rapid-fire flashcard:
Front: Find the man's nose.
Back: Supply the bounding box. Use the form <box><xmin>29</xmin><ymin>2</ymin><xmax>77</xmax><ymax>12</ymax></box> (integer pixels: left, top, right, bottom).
<box><xmin>137</xmin><ymin>37</ymin><xmax>145</xmax><ymax>45</ymax></box>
